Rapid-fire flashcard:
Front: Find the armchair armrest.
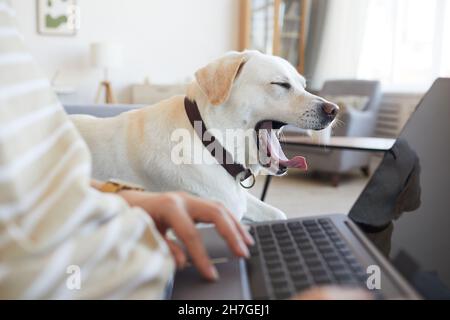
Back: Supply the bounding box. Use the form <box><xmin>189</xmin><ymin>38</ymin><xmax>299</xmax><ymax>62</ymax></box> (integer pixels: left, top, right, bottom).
<box><xmin>336</xmin><ymin>109</ymin><xmax>377</xmax><ymax>137</ymax></box>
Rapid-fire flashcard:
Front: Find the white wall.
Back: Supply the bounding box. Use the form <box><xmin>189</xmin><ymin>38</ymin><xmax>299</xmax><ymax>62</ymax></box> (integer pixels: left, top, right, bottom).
<box><xmin>308</xmin><ymin>0</ymin><xmax>369</xmax><ymax>90</ymax></box>
<box><xmin>12</xmin><ymin>0</ymin><xmax>239</xmax><ymax>104</ymax></box>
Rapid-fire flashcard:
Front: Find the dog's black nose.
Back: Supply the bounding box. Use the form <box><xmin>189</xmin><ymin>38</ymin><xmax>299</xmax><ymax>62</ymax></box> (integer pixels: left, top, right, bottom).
<box><xmin>320</xmin><ymin>102</ymin><xmax>339</xmax><ymax>118</ymax></box>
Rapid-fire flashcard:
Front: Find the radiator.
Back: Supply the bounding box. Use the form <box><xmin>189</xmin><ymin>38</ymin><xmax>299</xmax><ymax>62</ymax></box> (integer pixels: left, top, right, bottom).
<box><xmin>375</xmin><ymin>93</ymin><xmax>423</xmax><ymax>138</ymax></box>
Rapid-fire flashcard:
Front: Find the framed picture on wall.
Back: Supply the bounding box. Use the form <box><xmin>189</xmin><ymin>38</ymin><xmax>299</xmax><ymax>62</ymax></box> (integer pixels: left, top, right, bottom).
<box><xmin>37</xmin><ymin>0</ymin><xmax>79</xmax><ymax>36</ymax></box>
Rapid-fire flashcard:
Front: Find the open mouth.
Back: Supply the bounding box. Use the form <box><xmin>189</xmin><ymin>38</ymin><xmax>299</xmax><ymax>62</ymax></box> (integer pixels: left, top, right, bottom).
<box><xmin>255</xmin><ymin>120</ymin><xmax>308</xmax><ymax>175</ymax></box>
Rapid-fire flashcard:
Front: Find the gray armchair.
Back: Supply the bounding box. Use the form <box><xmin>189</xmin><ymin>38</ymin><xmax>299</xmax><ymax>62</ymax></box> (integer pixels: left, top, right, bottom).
<box><xmin>283</xmin><ymin>80</ymin><xmax>382</xmax><ymax>186</ymax></box>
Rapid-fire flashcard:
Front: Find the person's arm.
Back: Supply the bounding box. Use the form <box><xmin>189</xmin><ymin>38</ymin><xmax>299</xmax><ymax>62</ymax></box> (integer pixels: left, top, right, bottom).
<box><xmin>120</xmin><ymin>190</ymin><xmax>254</xmax><ymax>280</ymax></box>
<box><xmin>90</xmin><ymin>179</ymin><xmax>103</xmax><ymax>190</ymax></box>
<box><xmin>92</xmin><ymin>179</ymin><xmax>254</xmax><ymax>281</ymax></box>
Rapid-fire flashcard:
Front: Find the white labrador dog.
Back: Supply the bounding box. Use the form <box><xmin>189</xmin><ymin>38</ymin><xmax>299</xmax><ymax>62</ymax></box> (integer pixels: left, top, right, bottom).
<box><xmin>71</xmin><ymin>50</ymin><xmax>338</xmax><ymax>222</ymax></box>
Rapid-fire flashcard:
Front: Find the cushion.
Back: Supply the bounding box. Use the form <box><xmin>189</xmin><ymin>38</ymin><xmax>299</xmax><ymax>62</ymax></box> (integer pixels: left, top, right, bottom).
<box><xmin>324</xmin><ymin>95</ymin><xmax>370</xmax><ymax>112</ymax></box>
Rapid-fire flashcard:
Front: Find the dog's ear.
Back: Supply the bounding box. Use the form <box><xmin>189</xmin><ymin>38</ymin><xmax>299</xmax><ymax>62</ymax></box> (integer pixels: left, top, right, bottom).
<box><xmin>195</xmin><ymin>53</ymin><xmax>247</xmax><ymax>106</ymax></box>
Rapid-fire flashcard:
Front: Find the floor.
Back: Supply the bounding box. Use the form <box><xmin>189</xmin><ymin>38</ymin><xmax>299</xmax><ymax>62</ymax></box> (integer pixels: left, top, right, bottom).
<box><xmin>248</xmin><ymin>169</ymin><xmax>373</xmax><ymax>219</ymax></box>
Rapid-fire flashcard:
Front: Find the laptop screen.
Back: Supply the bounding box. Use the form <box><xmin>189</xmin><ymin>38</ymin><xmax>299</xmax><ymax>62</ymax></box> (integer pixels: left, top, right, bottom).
<box><xmin>349</xmin><ymin>78</ymin><xmax>450</xmax><ymax>299</ymax></box>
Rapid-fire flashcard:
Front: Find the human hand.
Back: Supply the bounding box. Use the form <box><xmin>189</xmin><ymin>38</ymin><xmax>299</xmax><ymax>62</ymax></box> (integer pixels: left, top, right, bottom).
<box><xmin>117</xmin><ymin>190</ymin><xmax>254</xmax><ymax>281</ymax></box>
<box><xmin>292</xmin><ymin>286</ymin><xmax>373</xmax><ymax>300</ymax></box>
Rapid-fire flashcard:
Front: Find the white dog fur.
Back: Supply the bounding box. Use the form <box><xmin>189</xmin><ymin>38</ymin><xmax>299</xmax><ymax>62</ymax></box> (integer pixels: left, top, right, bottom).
<box><xmin>71</xmin><ymin>50</ymin><xmax>337</xmax><ymax>222</ymax></box>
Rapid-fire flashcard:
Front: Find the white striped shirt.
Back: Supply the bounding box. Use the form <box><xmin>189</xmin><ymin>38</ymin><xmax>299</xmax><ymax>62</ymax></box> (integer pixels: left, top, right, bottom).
<box><xmin>0</xmin><ymin>0</ymin><xmax>174</xmax><ymax>299</ymax></box>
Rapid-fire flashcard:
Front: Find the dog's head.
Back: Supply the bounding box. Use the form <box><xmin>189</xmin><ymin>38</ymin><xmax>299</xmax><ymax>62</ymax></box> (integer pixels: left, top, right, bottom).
<box><xmin>188</xmin><ymin>50</ymin><xmax>339</xmax><ymax>176</ymax></box>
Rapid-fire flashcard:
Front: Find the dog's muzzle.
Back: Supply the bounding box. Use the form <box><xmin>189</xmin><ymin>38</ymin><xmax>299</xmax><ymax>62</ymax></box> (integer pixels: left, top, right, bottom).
<box><xmin>255</xmin><ymin>120</ymin><xmax>308</xmax><ymax>175</ymax></box>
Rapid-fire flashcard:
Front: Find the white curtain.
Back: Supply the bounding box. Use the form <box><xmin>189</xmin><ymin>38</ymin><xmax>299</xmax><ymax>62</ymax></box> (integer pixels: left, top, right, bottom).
<box><xmin>308</xmin><ymin>0</ymin><xmax>370</xmax><ymax>90</ymax></box>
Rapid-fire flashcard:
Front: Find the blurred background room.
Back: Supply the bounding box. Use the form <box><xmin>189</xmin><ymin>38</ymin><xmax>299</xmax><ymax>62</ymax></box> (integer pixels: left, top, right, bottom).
<box><xmin>11</xmin><ymin>0</ymin><xmax>450</xmax><ymax>218</ymax></box>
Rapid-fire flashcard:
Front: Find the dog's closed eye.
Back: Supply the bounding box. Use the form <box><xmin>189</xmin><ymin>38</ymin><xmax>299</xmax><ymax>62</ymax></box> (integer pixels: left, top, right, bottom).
<box><xmin>271</xmin><ymin>82</ymin><xmax>291</xmax><ymax>90</ymax></box>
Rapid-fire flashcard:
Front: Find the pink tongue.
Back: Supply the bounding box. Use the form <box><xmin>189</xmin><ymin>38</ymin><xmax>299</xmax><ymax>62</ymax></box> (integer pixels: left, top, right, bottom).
<box><xmin>260</xmin><ymin>121</ymin><xmax>308</xmax><ymax>170</ymax></box>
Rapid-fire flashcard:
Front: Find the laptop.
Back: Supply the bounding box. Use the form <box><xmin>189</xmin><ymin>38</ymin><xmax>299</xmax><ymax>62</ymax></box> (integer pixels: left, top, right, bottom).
<box><xmin>171</xmin><ymin>78</ymin><xmax>450</xmax><ymax>300</ymax></box>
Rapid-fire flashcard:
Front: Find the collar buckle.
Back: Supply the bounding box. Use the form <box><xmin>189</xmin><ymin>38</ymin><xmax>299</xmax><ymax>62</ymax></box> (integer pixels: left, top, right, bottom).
<box><xmin>240</xmin><ymin>173</ymin><xmax>256</xmax><ymax>189</ymax></box>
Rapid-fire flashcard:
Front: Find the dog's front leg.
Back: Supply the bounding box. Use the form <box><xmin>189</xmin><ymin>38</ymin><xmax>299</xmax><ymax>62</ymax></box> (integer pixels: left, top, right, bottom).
<box><xmin>242</xmin><ymin>192</ymin><xmax>287</xmax><ymax>223</ymax></box>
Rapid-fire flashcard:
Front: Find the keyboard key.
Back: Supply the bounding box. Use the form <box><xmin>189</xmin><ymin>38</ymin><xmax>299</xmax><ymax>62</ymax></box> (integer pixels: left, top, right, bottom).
<box><xmin>259</xmin><ymin>231</ymin><xmax>273</xmax><ymax>238</ymax></box>
<box><xmin>310</xmin><ymin>228</ymin><xmax>324</xmax><ymax>234</ymax></box>
<box><xmin>284</xmin><ymin>255</ymin><xmax>300</xmax><ymax>263</ymax></box>
<box><xmin>278</xmin><ymin>239</ymin><xmax>293</xmax><ymax>247</ymax></box>
<box><xmin>339</xmin><ymin>248</ymin><xmax>354</xmax><ymax>257</ymax></box>
<box><xmin>295</xmin><ymin>237</ymin><xmax>312</xmax><ymax>246</ymax></box>
<box><xmin>257</xmin><ymin>225</ymin><xmax>272</xmax><ymax>236</ymax></box>
<box><xmin>356</xmin><ymin>273</ymin><xmax>368</xmax><ymax>283</ymax></box>
<box><xmin>295</xmin><ymin>236</ymin><xmax>310</xmax><ymax>244</ymax></box>
<box><xmin>280</xmin><ymin>244</ymin><xmax>296</xmax><ymax>252</ymax></box>
<box><xmin>318</xmin><ymin>218</ymin><xmax>332</xmax><ymax>225</ymax></box>
<box><xmin>271</xmin><ymin>278</ymin><xmax>289</xmax><ymax>289</ymax></box>
<box><xmin>334</xmin><ymin>242</ymin><xmax>347</xmax><ymax>250</ymax></box>
<box><xmin>294</xmin><ymin>231</ymin><xmax>310</xmax><ymax>239</ymax></box>
<box><xmin>260</xmin><ymin>238</ymin><xmax>275</xmax><ymax>246</ymax></box>
<box><xmin>278</xmin><ymin>240</ymin><xmax>293</xmax><ymax>248</ymax></box>
<box><xmin>305</xmin><ymin>258</ymin><xmax>322</xmax><ymax>267</ymax></box>
<box><xmin>291</xmin><ymin>272</ymin><xmax>308</xmax><ymax>283</ymax></box>
<box><xmin>294</xmin><ymin>282</ymin><xmax>310</xmax><ymax>292</ymax></box>
<box><xmin>275</xmin><ymin>233</ymin><xmax>290</xmax><ymax>240</ymax></box>
<box><xmin>261</xmin><ymin>244</ymin><xmax>277</xmax><ymax>252</ymax></box>
<box><xmin>309</xmin><ymin>232</ymin><xmax>328</xmax><ymax>240</ymax></box>
<box><xmin>287</xmin><ymin>221</ymin><xmax>302</xmax><ymax>229</ymax></box>
<box><xmin>249</xmin><ymin>245</ymin><xmax>260</xmax><ymax>256</ymax></box>
<box><xmin>323</xmin><ymin>252</ymin><xmax>340</xmax><ymax>261</ymax></box>
<box><xmin>264</xmin><ymin>253</ymin><xmax>279</xmax><ymax>261</ymax></box>
<box><xmin>266</xmin><ymin>261</ymin><xmax>283</xmax><ymax>270</ymax></box>
<box><xmin>325</xmin><ymin>230</ymin><xmax>338</xmax><ymax>236</ymax></box>
<box><xmin>269</xmin><ymin>269</ymin><xmax>285</xmax><ymax>279</ymax></box>
<box><xmin>302</xmin><ymin>220</ymin><xmax>318</xmax><ymax>227</ymax></box>
<box><xmin>290</xmin><ymin>225</ymin><xmax>305</xmax><ymax>231</ymax></box>
<box><xmin>306</xmin><ymin>226</ymin><xmax>321</xmax><ymax>233</ymax></box>
<box><xmin>280</xmin><ymin>247</ymin><xmax>296</xmax><ymax>255</ymax></box>
<box><xmin>314</xmin><ymin>239</ymin><xmax>330</xmax><ymax>246</ymax></box>
<box><xmin>310</xmin><ymin>268</ymin><xmax>327</xmax><ymax>278</ymax></box>
<box><xmin>327</xmin><ymin>261</ymin><xmax>346</xmax><ymax>271</ymax></box>
<box><xmin>336</xmin><ymin>274</ymin><xmax>354</xmax><ymax>283</ymax></box>
<box><xmin>318</xmin><ymin>246</ymin><xmax>335</xmax><ymax>254</ymax></box>
<box><xmin>310</xmin><ymin>233</ymin><xmax>326</xmax><ymax>241</ymax></box>
<box><xmin>302</xmin><ymin>251</ymin><xmax>318</xmax><ymax>260</ymax></box>
<box><xmin>313</xmin><ymin>275</ymin><xmax>332</xmax><ymax>284</ymax></box>
<box><xmin>272</xmin><ymin>223</ymin><xmax>287</xmax><ymax>233</ymax></box>
<box><xmin>275</xmin><ymin>232</ymin><xmax>289</xmax><ymax>239</ymax></box>
<box><xmin>287</xmin><ymin>262</ymin><xmax>304</xmax><ymax>272</ymax></box>
<box><xmin>274</xmin><ymin>288</ymin><xmax>292</xmax><ymax>299</ymax></box>
<box><xmin>348</xmin><ymin>261</ymin><xmax>364</xmax><ymax>271</ymax></box>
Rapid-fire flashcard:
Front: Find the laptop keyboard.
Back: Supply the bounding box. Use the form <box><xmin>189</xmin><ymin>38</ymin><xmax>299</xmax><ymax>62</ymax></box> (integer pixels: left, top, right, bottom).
<box><xmin>246</xmin><ymin>218</ymin><xmax>371</xmax><ymax>299</ymax></box>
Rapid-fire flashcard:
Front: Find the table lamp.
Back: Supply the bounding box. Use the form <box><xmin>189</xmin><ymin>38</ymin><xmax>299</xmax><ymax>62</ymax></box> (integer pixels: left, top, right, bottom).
<box><xmin>90</xmin><ymin>42</ymin><xmax>123</xmax><ymax>104</ymax></box>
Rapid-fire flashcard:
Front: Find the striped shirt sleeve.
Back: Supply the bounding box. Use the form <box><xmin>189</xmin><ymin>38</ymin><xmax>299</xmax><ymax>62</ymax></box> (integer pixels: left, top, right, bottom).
<box><xmin>0</xmin><ymin>0</ymin><xmax>174</xmax><ymax>299</ymax></box>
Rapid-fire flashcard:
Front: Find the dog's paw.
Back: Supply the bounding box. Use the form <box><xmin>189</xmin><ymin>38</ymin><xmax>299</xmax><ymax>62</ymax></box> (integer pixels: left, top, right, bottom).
<box><xmin>243</xmin><ymin>207</ymin><xmax>287</xmax><ymax>222</ymax></box>
<box><xmin>266</xmin><ymin>208</ymin><xmax>287</xmax><ymax>220</ymax></box>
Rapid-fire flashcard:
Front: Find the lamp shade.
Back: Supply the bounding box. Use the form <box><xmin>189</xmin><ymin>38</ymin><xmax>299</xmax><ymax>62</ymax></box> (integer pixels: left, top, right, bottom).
<box><xmin>90</xmin><ymin>42</ymin><xmax>123</xmax><ymax>69</ymax></box>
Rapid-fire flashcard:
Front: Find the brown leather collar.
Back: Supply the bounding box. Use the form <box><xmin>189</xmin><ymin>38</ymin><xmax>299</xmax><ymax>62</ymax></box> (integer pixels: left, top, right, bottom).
<box><xmin>184</xmin><ymin>97</ymin><xmax>254</xmax><ymax>183</ymax></box>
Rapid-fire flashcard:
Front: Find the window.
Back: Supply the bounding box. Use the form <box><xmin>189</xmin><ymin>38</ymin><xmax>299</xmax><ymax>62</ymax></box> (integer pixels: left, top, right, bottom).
<box><xmin>357</xmin><ymin>0</ymin><xmax>450</xmax><ymax>92</ymax></box>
